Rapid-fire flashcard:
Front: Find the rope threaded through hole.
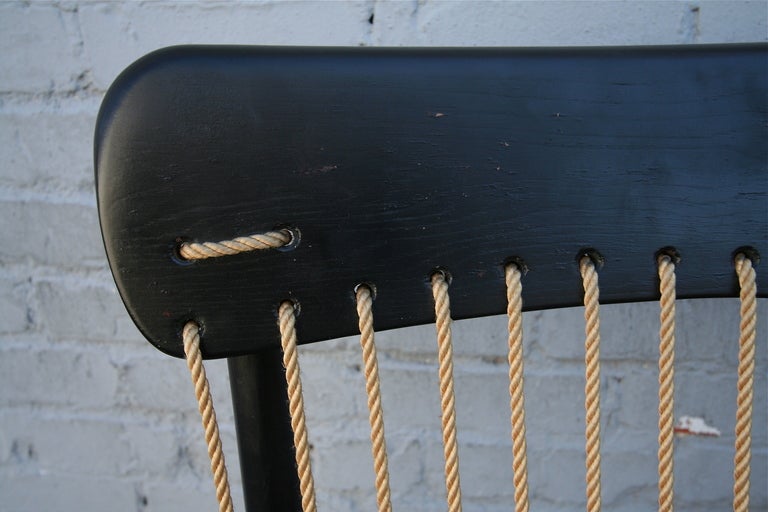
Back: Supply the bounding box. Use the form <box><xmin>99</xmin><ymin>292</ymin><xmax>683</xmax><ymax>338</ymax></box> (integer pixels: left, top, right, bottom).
<box><xmin>657</xmin><ymin>254</ymin><xmax>676</xmax><ymax>512</ymax></box>
<box><xmin>431</xmin><ymin>272</ymin><xmax>463</xmax><ymax>512</ymax></box>
<box><xmin>734</xmin><ymin>253</ymin><xmax>757</xmax><ymax>512</ymax></box>
<box><xmin>355</xmin><ymin>285</ymin><xmax>393</xmax><ymax>512</ymax></box>
<box><xmin>278</xmin><ymin>301</ymin><xmax>317</xmax><ymax>512</ymax></box>
<box><xmin>179</xmin><ymin>229</ymin><xmax>292</xmax><ymax>260</ymax></box>
<box><xmin>182</xmin><ymin>322</ymin><xmax>234</xmax><ymax>512</ymax></box>
<box><xmin>505</xmin><ymin>264</ymin><xmax>530</xmax><ymax>512</ymax></box>
<box><xmin>579</xmin><ymin>256</ymin><xmax>602</xmax><ymax>512</ymax></box>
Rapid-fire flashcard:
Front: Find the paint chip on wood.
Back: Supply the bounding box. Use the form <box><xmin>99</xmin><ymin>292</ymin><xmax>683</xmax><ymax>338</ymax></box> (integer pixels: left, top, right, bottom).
<box><xmin>674</xmin><ymin>416</ymin><xmax>721</xmax><ymax>437</ymax></box>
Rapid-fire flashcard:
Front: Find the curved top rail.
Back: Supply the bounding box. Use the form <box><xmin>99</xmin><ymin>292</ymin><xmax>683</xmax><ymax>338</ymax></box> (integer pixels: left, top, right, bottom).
<box><xmin>96</xmin><ymin>44</ymin><xmax>767</xmax><ymax>358</ymax></box>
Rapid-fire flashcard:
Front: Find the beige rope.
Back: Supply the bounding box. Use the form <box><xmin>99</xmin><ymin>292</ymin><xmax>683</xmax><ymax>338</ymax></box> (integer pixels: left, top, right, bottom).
<box><xmin>278</xmin><ymin>301</ymin><xmax>317</xmax><ymax>512</ymax></box>
<box><xmin>733</xmin><ymin>253</ymin><xmax>757</xmax><ymax>512</ymax></box>
<box><xmin>505</xmin><ymin>264</ymin><xmax>530</xmax><ymax>512</ymax></box>
<box><xmin>657</xmin><ymin>254</ymin><xmax>676</xmax><ymax>512</ymax></box>
<box><xmin>579</xmin><ymin>255</ymin><xmax>602</xmax><ymax>512</ymax></box>
<box><xmin>182</xmin><ymin>322</ymin><xmax>234</xmax><ymax>512</ymax></box>
<box><xmin>178</xmin><ymin>229</ymin><xmax>292</xmax><ymax>260</ymax></box>
<box><xmin>355</xmin><ymin>285</ymin><xmax>393</xmax><ymax>512</ymax></box>
<box><xmin>431</xmin><ymin>272</ymin><xmax>463</xmax><ymax>512</ymax></box>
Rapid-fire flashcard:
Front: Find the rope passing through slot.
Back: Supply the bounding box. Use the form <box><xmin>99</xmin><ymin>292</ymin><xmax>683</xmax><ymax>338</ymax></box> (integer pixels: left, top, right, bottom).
<box><xmin>431</xmin><ymin>271</ymin><xmax>463</xmax><ymax>512</ymax></box>
<box><xmin>182</xmin><ymin>322</ymin><xmax>234</xmax><ymax>512</ymax></box>
<box><xmin>579</xmin><ymin>255</ymin><xmax>603</xmax><ymax>512</ymax></box>
<box><xmin>657</xmin><ymin>254</ymin><xmax>677</xmax><ymax>512</ymax></box>
<box><xmin>278</xmin><ymin>301</ymin><xmax>318</xmax><ymax>512</ymax></box>
<box><xmin>733</xmin><ymin>253</ymin><xmax>757</xmax><ymax>512</ymax></box>
<box><xmin>178</xmin><ymin>229</ymin><xmax>292</xmax><ymax>260</ymax></box>
<box><xmin>355</xmin><ymin>285</ymin><xmax>393</xmax><ymax>512</ymax></box>
<box><xmin>505</xmin><ymin>263</ymin><xmax>530</xmax><ymax>512</ymax></box>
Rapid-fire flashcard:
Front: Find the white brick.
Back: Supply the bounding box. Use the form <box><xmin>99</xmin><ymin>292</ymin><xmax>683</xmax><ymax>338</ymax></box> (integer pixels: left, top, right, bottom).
<box><xmin>601</xmin><ymin>368</ymin><xmax>659</xmax><ymax>434</ymax></box>
<box><xmin>402</xmin><ymin>437</ymin><xmax>457</xmax><ymax>508</ymax></box>
<box><xmin>143</xmin><ymin>479</ymin><xmax>245</xmax><ymax>512</ymax></box>
<box><xmin>453</xmin><ymin>370</ymin><xmax>511</xmax><ymax>440</ymax></box>
<box><xmin>300</xmin><ymin>349</ymin><xmax>370</xmax><ymax>423</ymax></box>
<box><xmin>372</xmin><ymin>1</ymin><xmax>686</xmax><ymax>47</ymax></box>
<box><xmin>529</xmin><ymin>302</ymin><xmax>664</xmax><ymax>363</ymax></box>
<box><xmin>528</xmin><ymin>448</ymin><xmax>587</xmax><ymax>508</ymax></box>
<box><xmin>378</xmin><ymin>366</ymin><xmax>442</xmax><ymax>433</ymax></box>
<box><xmin>525</xmin><ymin>306</ymin><xmax>588</xmax><ymax>362</ymax></box>
<box><xmin>601</xmin><ymin>449</ymin><xmax>657</xmax><ymax>508</ymax></box>
<box><xmin>696</xmin><ymin>1</ymin><xmax>768</xmax><ymax>43</ymax></box>
<box><xmin>0</xmin><ymin>105</ymin><xmax>97</xmax><ymax>193</ymax></box>
<box><xmin>0</xmin><ymin>414</ymin><xmax>131</xmax><ymax>476</ymax></box>
<box><xmin>0</xmin><ymin>474</ymin><xmax>137</xmax><ymax>512</ymax></box>
<box><xmin>0</xmin><ymin>275</ymin><xmax>31</xmax><ymax>334</ymax></box>
<box><xmin>388</xmin><ymin>437</ymin><xmax>429</xmax><ymax>496</ymax></box>
<box><xmin>79</xmin><ymin>1</ymin><xmax>373</xmax><ymax>90</ymax></box>
<box><xmin>0</xmin><ymin>200</ymin><xmax>104</xmax><ymax>268</ymax></box>
<box><xmin>373</xmin><ymin>313</ymin><xmax>526</xmax><ymax>358</ymax></box>
<box><xmin>0</xmin><ymin>3</ymin><xmax>85</xmax><ymax>93</ymax></box>
<box><xmin>0</xmin><ymin>347</ymin><xmax>118</xmax><ymax>409</ymax></box>
<box><xmin>677</xmin><ymin>297</ymin><xmax>768</xmax><ymax>365</ymax></box>
<box><xmin>34</xmin><ymin>279</ymin><xmax>128</xmax><ymax>341</ymax></box>
<box><xmin>458</xmin><ymin>442</ymin><xmax>514</xmax><ymax>499</ymax></box>
<box><xmin>675</xmin><ymin>444</ymin><xmax>742</xmax><ymax>507</ymax></box>
<box><xmin>313</xmin><ymin>438</ymin><xmax>375</xmax><ymax>492</ymax></box>
<box><xmin>117</xmin><ymin>354</ymin><xmax>234</xmax><ymax>419</ymax></box>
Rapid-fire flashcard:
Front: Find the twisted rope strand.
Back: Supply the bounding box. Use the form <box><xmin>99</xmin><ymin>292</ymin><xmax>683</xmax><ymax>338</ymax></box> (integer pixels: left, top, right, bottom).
<box><xmin>505</xmin><ymin>264</ymin><xmax>530</xmax><ymax>512</ymax></box>
<box><xmin>179</xmin><ymin>229</ymin><xmax>292</xmax><ymax>260</ymax></box>
<box><xmin>356</xmin><ymin>285</ymin><xmax>393</xmax><ymax>512</ymax></box>
<box><xmin>657</xmin><ymin>255</ymin><xmax>676</xmax><ymax>512</ymax></box>
<box><xmin>734</xmin><ymin>253</ymin><xmax>757</xmax><ymax>512</ymax></box>
<box><xmin>182</xmin><ymin>322</ymin><xmax>234</xmax><ymax>512</ymax></box>
<box><xmin>431</xmin><ymin>272</ymin><xmax>463</xmax><ymax>512</ymax></box>
<box><xmin>278</xmin><ymin>301</ymin><xmax>317</xmax><ymax>512</ymax></box>
<box><xmin>579</xmin><ymin>256</ymin><xmax>602</xmax><ymax>512</ymax></box>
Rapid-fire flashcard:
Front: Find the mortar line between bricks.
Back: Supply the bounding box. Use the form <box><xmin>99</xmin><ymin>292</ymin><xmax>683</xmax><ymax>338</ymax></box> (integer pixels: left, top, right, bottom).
<box><xmin>0</xmin><ymin>90</ymin><xmax>107</xmax><ymax>105</ymax></box>
<box><xmin>0</xmin><ymin>262</ymin><xmax>111</xmax><ymax>279</ymax></box>
<box><xmin>0</xmin><ymin>186</ymin><xmax>99</xmax><ymax>207</ymax></box>
<box><xmin>21</xmin><ymin>267</ymin><xmax>116</xmax><ymax>286</ymax></box>
<box><xmin>0</xmin><ymin>404</ymin><xmax>239</xmax><ymax>431</ymax></box>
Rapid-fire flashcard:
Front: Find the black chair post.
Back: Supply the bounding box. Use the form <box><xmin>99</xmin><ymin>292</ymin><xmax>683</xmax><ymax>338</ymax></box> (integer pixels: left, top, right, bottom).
<box><xmin>228</xmin><ymin>349</ymin><xmax>303</xmax><ymax>509</ymax></box>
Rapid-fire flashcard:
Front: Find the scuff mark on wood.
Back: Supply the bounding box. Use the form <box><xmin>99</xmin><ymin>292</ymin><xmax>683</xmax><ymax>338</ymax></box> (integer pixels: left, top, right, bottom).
<box><xmin>298</xmin><ymin>164</ymin><xmax>338</xmax><ymax>176</ymax></box>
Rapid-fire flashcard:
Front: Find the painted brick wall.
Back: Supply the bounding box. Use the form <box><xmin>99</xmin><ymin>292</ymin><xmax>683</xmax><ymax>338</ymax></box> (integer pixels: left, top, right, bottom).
<box><xmin>0</xmin><ymin>1</ymin><xmax>766</xmax><ymax>511</ymax></box>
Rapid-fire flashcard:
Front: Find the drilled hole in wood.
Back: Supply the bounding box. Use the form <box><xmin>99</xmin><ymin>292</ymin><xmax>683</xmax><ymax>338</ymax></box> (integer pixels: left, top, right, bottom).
<box><xmin>577</xmin><ymin>248</ymin><xmax>604</xmax><ymax>269</ymax></box>
<box><xmin>656</xmin><ymin>246</ymin><xmax>682</xmax><ymax>265</ymax></box>
<box><xmin>172</xmin><ymin>237</ymin><xmax>196</xmax><ymax>265</ymax></box>
<box><xmin>431</xmin><ymin>267</ymin><xmax>453</xmax><ymax>285</ymax></box>
<box><xmin>279</xmin><ymin>298</ymin><xmax>302</xmax><ymax>318</ymax></box>
<box><xmin>276</xmin><ymin>226</ymin><xmax>301</xmax><ymax>252</ymax></box>
<box><xmin>354</xmin><ymin>282</ymin><xmax>378</xmax><ymax>301</ymax></box>
<box><xmin>734</xmin><ymin>245</ymin><xmax>760</xmax><ymax>266</ymax></box>
<box><xmin>504</xmin><ymin>256</ymin><xmax>529</xmax><ymax>275</ymax></box>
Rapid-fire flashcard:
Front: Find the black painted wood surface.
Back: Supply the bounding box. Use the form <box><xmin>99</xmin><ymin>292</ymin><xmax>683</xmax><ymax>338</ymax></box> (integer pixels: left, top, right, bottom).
<box><xmin>95</xmin><ymin>45</ymin><xmax>768</xmax><ymax>359</ymax></box>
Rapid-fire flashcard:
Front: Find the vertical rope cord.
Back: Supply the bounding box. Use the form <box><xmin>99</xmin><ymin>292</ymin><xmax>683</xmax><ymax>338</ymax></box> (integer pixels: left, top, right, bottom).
<box><xmin>505</xmin><ymin>264</ymin><xmax>530</xmax><ymax>512</ymax></box>
<box><xmin>182</xmin><ymin>322</ymin><xmax>234</xmax><ymax>512</ymax></box>
<box><xmin>355</xmin><ymin>285</ymin><xmax>393</xmax><ymax>512</ymax></box>
<box><xmin>579</xmin><ymin>256</ymin><xmax>602</xmax><ymax>512</ymax></box>
<box><xmin>278</xmin><ymin>301</ymin><xmax>317</xmax><ymax>512</ymax></box>
<box><xmin>431</xmin><ymin>272</ymin><xmax>463</xmax><ymax>512</ymax></box>
<box><xmin>733</xmin><ymin>253</ymin><xmax>757</xmax><ymax>512</ymax></box>
<box><xmin>657</xmin><ymin>255</ymin><xmax>676</xmax><ymax>512</ymax></box>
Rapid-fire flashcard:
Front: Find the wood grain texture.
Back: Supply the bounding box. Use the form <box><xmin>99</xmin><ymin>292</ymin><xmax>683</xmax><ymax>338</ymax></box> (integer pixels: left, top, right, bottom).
<box><xmin>95</xmin><ymin>45</ymin><xmax>768</xmax><ymax>358</ymax></box>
